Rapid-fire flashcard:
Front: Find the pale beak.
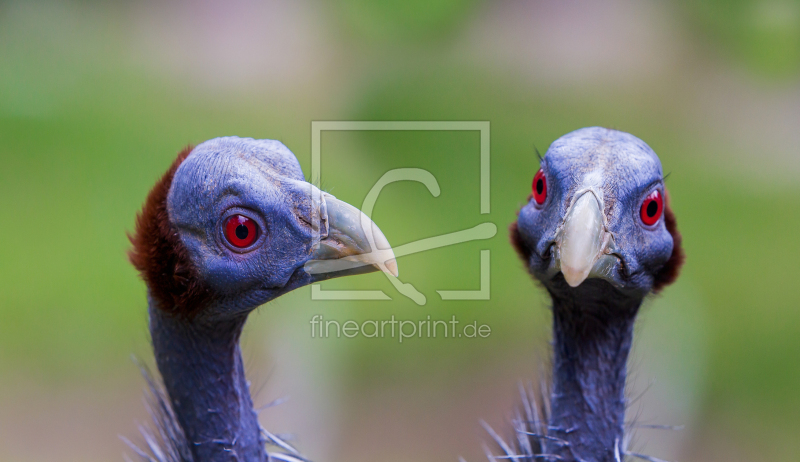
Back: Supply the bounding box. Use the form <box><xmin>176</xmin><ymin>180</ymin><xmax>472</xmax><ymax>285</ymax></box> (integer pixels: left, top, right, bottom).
<box><xmin>304</xmin><ymin>193</ymin><xmax>398</xmax><ymax>279</ymax></box>
<box><xmin>554</xmin><ymin>191</ymin><xmax>619</xmax><ymax>287</ymax></box>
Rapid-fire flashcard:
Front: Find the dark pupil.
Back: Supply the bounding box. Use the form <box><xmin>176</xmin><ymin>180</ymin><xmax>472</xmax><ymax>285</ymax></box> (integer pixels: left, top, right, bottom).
<box><xmin>536</xmin><ymin>179</ymin><xmax>544</xmax><ymax>195</ymax></box>
<box><xmin>235</xmin><ymin>224</ymin><xmax>249</xmax><ymax>240</ymax></box>
<box><xmin>646</xmin><ymin>200</ymin><xmax>658</xmax><ymax>217</ymax></box>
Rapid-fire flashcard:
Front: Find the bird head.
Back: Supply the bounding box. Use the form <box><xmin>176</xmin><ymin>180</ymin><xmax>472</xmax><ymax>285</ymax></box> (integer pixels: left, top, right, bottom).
<box><xmin>511</xmin><ymin>127</ymin><xmax>683</xmax><ymax>298</ymax></box>
<box><xmin>130</xmin><ymin>137</ymin><xmax>397</xmax><ymax>319</ymax></box>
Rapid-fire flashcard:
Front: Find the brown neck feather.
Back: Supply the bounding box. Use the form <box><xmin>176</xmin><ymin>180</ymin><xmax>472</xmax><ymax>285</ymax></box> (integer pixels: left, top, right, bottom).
<box><xmin>652</xmin><ymin>188</ymin><xmax>684</xmax><ymax>293</ymax></box>
<box><xmin>128</xmin><ymin>146</ymin><xmax>214</xmax><ymax>317</ymax></box>
<box><xmin>509</xmin><ymin>194</ymin><xmax>534</xmax><ymax>267</ymax></box>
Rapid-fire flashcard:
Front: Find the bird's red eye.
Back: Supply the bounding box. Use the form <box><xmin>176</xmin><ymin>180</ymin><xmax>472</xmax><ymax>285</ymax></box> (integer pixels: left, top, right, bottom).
<box><xmin>640</xmin><ymin>190</ymin><xmax>663</xmax><ymax>226</ymax></box>
<box><xmin>532</xmin><ymin>169</ymin><xmax>547</xmax><ymax>205</ymax></box>
<box><xmin>225</xmin><ymin>215</ymin><xmax>258</xmax><ymax>248</ymax></box>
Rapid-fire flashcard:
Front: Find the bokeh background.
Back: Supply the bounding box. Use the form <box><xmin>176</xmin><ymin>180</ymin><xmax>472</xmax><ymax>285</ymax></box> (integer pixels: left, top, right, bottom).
<box><xmin>2</xmin><ymin>0</ymin><xmax>799</xmax><ymax>461</ymax></box>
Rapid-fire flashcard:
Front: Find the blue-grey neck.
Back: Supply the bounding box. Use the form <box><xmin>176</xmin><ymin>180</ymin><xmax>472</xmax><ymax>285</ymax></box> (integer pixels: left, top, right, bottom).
<box><xmin>148</xmin><ymin>299</ymin><xmax>266</xmax><ymax>462</ymax></box>
<box><xmin>544</xmin><ymin>280</ymin><xmax>642</xmax><ymax>462</ymax></box>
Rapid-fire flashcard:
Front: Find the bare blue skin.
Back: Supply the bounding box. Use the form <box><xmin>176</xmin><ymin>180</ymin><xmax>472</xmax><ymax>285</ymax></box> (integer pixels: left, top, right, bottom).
<box><xmin>149</xmin><ymin>137</ymin><xmax>356</xmax><ymax>462</ymax></box>
<box><xmin>514</xmin><ymin>127</ymin><xmax>674</xmax><ymax>461</ymax></box>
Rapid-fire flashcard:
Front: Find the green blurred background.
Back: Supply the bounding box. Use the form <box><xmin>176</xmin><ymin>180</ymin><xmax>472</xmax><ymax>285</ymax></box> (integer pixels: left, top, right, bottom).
<box><xmin>1</xmin><ymin>0</ymin><xmax>799</xmax><ymax>461</ymax></box>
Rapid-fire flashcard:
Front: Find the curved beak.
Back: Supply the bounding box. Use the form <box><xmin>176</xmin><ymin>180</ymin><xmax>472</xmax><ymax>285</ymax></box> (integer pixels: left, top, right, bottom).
<box><xmin>304</xmin><ymin>193</ymin><xmax>398</xmax><ymax>280</ymax></box>
<box><xmin>554</xmin><ymin>191</ymin><xmax>619</xmax><ymax>287</ymax></box>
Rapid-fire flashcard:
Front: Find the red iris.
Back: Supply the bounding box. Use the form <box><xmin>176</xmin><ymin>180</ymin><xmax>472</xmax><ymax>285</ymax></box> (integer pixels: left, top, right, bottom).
<box><xmin>225</xmin><ymin>214</ymin><xmax>258</xmax><ymax>248</ymax></box>
<box><xmin>532</xmin><ymin>169</ymin><xmax>547</xmax><ymax>205</ymax></box>
<box><xmin>640</xmin><ymin>190</ymin><xmax>663</xmax><ymax>226</ymax></box>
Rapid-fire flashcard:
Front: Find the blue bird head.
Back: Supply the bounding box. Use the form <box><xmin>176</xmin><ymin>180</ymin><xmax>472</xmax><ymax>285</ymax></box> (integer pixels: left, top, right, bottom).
<box><xmin>511</xmin><ymin>127</ymin><xmax>683</xmax><ymax>298</ymax></box>
<box><xmin>130</xmin><ymin>137</ymin><xmax>397</xmax><ymax>319</ymax></box>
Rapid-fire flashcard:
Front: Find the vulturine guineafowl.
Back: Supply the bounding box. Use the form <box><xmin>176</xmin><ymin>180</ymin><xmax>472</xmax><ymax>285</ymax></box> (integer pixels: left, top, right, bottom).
<box><xmin>491</xmin><ymin>127</ymin><xmax>684</xmax><ymax>462</ymax></box>
<box><xmin>127</xmin><ymin>137</ymin><xmax>397</xmax><ymax>462</ymax></box>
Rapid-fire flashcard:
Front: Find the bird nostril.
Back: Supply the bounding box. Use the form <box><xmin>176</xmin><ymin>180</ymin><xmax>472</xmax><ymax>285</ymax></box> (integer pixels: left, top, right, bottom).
<box><xmin>542</xmin><ymin>242</ymin><xmax>555</xmax><ymax>260</ymax></box>
<box><xmin>296</xmin><ymin>214</ymin><xmax>314</xmax><ymax>229</ymax></box>
<box><xmin>614</xmin><ymin>254</ymin><xmax>628</xmax><ymax>278</ymax></box>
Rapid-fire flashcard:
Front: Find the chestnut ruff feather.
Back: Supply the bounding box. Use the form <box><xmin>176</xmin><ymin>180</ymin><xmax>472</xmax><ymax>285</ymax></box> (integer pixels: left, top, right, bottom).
<box><xmin>652</xmin><ymin>190</ymin><xmax>684</xmax><ymax>293</ymax></box>
<box><xmin>508</xmin><ymin>195</ymin><xmax>534</xmax><ymax>271</ymax></box>
<box><xmin>128</xmin><ymin>146</ymin><xmax>215</xmax><ymax>318</ymax></box>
